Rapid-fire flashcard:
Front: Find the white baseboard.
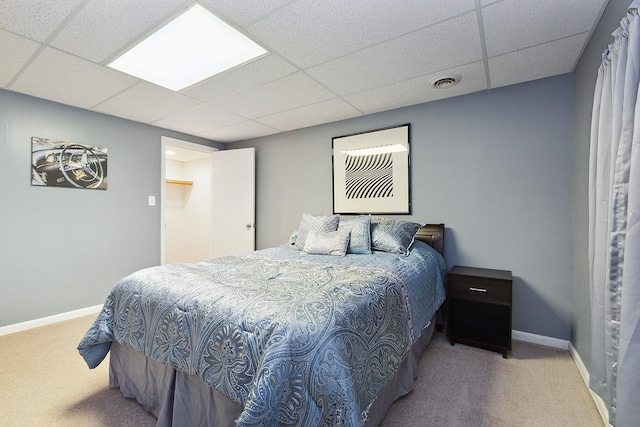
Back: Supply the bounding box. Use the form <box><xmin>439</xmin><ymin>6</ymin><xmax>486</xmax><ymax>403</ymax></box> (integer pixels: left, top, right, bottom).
<box><xmin>568</xmin><ymin>342</ymin><xmax>612</xmax><ymax>427</ymax></box>
<box><xmin>512</xmin><ymin>329</ymin><xmax>569</xmax><ymax>349</ymax></box>
<box><xmin>0</xmin><ymin>304</ymin><xmax>103</xmax><ymax>337</ymax></box>
<box><xmin>568</xmin><ymin>342</ymin><xmax>591</xmax><ymax>388</ymax></box>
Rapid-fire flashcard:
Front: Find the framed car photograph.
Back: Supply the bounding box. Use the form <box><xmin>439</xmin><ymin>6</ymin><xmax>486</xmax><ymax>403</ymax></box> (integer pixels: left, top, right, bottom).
<box><xmin>31</xmin><ymin>137</ymin><xmax>108</xmax><ymax>190</ymax></box>
<box><xmin>332</xmin><ymin>124</ymin><xmax>410</xmax><ymax>214</ymax></box>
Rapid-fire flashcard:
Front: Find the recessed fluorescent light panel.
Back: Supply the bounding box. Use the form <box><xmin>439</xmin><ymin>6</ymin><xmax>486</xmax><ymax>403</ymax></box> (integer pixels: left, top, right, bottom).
<box><xmin>108</xmin><ymin>4</ymin><xmax>267</xmax><ymax>91</ymax></box>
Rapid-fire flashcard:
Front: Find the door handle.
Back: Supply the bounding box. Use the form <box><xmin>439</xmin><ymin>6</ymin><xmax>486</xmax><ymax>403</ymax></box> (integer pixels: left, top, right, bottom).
<box><xmin>245</xmin><ymin>223</ymin><xmax>254</xmax><ymax>230</ymax></box>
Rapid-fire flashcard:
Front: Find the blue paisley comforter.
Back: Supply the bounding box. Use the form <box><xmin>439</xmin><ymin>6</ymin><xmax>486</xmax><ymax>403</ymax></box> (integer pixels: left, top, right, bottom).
<box><xmin>78</xmin><ymin>241</ymin><xmax>446</xmax><ymax>426</ymax></box>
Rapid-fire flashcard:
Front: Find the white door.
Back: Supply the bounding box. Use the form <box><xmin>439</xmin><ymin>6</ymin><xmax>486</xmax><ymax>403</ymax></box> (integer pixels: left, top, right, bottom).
<box><xmin>211</xmin><ymin>148</ymin><xmax>255</xmax><ymax>257</ymax></box>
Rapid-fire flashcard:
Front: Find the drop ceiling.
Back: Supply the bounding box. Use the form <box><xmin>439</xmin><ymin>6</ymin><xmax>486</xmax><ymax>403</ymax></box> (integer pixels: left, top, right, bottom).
<box><xmin>0</xmin><ymin>0</ymin><xmax>609</xmax><ymax>143</ymax></box>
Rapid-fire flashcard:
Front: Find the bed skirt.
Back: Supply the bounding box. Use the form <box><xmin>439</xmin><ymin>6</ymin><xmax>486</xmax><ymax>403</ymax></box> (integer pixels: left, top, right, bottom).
<box><xmin>109</xmin><ymin>318</ymin><xmax>438</xmax><ymax>427</ymax></box>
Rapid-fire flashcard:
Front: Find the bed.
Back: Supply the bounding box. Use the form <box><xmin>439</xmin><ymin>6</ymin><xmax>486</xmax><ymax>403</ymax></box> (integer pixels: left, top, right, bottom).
<box><xmin>78</xmin><ymin>216</ymin><xmax>446</xmax><ymax>427</ymax></box>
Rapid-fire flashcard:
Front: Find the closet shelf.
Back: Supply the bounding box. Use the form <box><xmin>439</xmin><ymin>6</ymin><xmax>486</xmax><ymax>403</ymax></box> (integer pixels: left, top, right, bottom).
<box><xmin>166</xmin><ymin>179</ymin><xmax>193</xmax><ymax>186</ymax></box>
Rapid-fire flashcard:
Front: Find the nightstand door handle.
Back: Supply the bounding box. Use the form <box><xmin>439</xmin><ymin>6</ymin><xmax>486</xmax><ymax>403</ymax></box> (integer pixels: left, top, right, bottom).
<box><xmin>469</xmin><ymin>287</ymin><xmax>487</xmax><ymax>293</ymax></box>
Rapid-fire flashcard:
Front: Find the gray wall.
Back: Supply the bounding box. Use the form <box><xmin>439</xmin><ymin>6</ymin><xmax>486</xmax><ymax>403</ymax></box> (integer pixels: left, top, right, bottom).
<box><xmin>0</xmin><ymin>89</ymin><xmax>222</xmax><ymax>327</ymax></box>
<box><xmin>231</xmin><ymin>75</ymin><xmax>574</xmax><ymax>340</ymax></box>
<box><xmin>571</xmin><ymin>0</ymin><xmax>630</xmax><ymax>371</ymax></box>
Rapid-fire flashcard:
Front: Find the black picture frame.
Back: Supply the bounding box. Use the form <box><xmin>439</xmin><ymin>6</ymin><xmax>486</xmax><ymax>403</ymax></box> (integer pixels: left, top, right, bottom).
<box><xmin>332</xmin><ymin>123</ymin><xmax>410</xmax><ymax>214</ymax></box>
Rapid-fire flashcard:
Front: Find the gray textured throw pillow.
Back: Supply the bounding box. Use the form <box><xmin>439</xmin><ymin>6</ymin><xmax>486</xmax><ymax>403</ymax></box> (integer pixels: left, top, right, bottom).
<box><xmin>293</xmin><ymin>213</ymin><xmax>340</xmax><ymax>251</ymax></box>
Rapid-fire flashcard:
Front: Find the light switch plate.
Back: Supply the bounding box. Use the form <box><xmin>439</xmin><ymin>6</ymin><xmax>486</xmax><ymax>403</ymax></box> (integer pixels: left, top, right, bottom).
<box><xmin>148</xmin><ymin>196</ymin><xmax>156</xmax><ymax>206</ymax></box>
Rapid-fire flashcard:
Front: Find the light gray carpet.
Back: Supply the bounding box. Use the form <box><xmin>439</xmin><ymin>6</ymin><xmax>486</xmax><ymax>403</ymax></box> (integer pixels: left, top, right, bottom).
<box><xmin>0</xmin><ymin>315</ymin><xmax>603</xmax><ymax>426</ymax></box>
<box><xmin>380</xmin><ymin>332</ymin><xmax>603</xmax><ymax>427</ymax></box>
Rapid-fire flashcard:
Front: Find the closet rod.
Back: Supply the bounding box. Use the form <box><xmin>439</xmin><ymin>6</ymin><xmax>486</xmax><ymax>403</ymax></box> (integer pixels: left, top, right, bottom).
<box><xmin>166</xmin><ymin>179</ymin><xmax>193</xmax><ymax>186</ymax></box>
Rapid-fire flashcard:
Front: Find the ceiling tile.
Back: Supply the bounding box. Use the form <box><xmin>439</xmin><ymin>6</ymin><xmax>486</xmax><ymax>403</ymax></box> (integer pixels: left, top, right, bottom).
<box><xmin>198</xmin><ymin>120</ymin><xmax>280</xmax><ymax>143</ymax></box>
<box><xmin>256</xmin><ymin>98</ymin><xmax>363</xmax><ymax>131</ymax></box>
<box><xmin>482</xmin><ymin>0</ymin><xmax>606</xmax><ymax>57</ymax></box>
<box><xmin>153</xmin><ymin>103</ymin><xmax>246</xmax><ymax>135</ymax></box>
<box><xmin>181</xmin><ymin>54</ymin><xmax>298</xmax><ymax>102</ymax></box>
<box><xmin>93</xmin><ymin>81</ymin><xmax>203</xmax><ymax>123</ymax></box>
<box><xmin>0</xmin><ymin>29</ymin><xmax>41</xmax><ymax>86</ymax></box>
<box><xmin>198</xmin><ymin>0</ymin><xmax>293</xmax><ymax>27</ymax></box>
<box><xmin>50</xmin><ymin>0</ymin><xmax>186</xmax><ymax>63</ymax></box>
<box><xmin>307</xmin><ymin>12</ymin><xmax>482</xmax><ymax>96</ymax></box>
<box><xmin>0</xmin><ymin>0</ymin><xmax>84</xmax><ymax>42</ymax></box>
<box><xmin>210</xmin><ymin>72</ymin><xmax>336</xmax><ymax>119</ymax></box>
<box><xmin>247</xmin><ymin>0</ymin><xmax>475</xmax><ymax>68</ymax></box>
<box><xmin>10</xmin><ymin>47</ymin><xmax>138</xmax><ymax>109</ymax></box>
<box><xmin>345</xmin><ymin>62</ymin><xmax>488</xmax><ymax>115</ymax></box>
<box><xmin>246</xmin><ymin>0</ymin><xmax>476</xmax><ymax>68</ymax></box>
<box><xmin>489</xmin><ymin>33</ymin><xmax>589</xmax><ymax>88</ymax></box>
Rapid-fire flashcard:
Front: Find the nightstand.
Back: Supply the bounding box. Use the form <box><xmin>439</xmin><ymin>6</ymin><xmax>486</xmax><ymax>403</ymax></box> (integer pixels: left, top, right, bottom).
<box><xmin>447</xmin><ymin>265</ymin><xmax>512</xmax><ymax>358</ymax></box>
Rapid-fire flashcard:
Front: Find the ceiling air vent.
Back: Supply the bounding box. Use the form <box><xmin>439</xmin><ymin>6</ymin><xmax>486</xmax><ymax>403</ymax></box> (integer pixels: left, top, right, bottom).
<box><xmin>429</xmin><ymin>76</ymin><xmax>460</xmax><ymax>89</ymax></box>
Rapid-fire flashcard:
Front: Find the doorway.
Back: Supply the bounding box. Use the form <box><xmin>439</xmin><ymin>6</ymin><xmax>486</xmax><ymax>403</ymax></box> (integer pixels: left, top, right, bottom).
<box><xmin>161</xmin><ymin>137</ymin><xmax>218</xmax><ymax>265</ymax></box>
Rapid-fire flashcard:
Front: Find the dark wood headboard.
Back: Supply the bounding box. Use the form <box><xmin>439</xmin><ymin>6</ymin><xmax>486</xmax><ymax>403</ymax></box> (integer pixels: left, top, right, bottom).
<box><xmin>414</xmin><ymin>223</ymin><xmax>444</xmax><ymax>256</ymax></box>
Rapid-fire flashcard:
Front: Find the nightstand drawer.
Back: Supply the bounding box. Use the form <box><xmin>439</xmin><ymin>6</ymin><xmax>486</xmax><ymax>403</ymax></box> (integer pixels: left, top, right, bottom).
<box><xmin>448</xmin><ymin>276</ymin><xmax>510</xmax><ymax>305</ymax></box>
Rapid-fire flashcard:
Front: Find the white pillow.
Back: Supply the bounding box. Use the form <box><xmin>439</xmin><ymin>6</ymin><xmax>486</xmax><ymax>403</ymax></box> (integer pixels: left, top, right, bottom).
<box><xmin>302</xmin><ymin>229</ymin><xmax>350</xmax><ymax>256</ymax></box>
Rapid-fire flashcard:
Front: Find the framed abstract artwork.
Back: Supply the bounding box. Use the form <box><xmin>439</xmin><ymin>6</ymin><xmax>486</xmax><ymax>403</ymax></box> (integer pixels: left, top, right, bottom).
<box><xmin>332</xmin><ymin>123</ymin><xmax>410</xmax><ymax>214</ymax></box>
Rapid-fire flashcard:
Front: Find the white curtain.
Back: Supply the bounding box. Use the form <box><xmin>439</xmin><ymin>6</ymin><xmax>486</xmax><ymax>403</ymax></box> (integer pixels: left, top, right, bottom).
<box><xmin>589</xmin><ymin>2</ymin><xmax>640</xmax><ymax>426</ymax></box>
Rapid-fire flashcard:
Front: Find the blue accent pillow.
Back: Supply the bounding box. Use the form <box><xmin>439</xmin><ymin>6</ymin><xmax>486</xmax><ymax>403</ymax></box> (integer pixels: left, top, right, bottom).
<box><xmin>338</xmin><ymin>215</ymin><xmax>372</xmax><ymax>254</ymax></box>
<box><xmin>370</xmin><ymin>216</ymin><xmax>423</xmax><ymax>256</ymax></box>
